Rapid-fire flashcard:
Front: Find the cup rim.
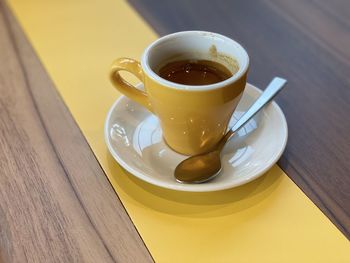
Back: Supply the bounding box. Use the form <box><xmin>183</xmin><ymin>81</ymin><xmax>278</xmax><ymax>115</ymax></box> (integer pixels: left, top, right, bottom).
<box><xmin>141</xmin><ymin>31</ymin><xmax>249</xmax><ymax>91</ymax></box>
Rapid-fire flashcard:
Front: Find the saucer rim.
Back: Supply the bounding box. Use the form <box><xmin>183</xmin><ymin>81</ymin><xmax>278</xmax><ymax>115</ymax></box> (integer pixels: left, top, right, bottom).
<box><xmin>104</xmin><ymin>83</ymin><xmax>288</xmax><ymax>192</ymax></box>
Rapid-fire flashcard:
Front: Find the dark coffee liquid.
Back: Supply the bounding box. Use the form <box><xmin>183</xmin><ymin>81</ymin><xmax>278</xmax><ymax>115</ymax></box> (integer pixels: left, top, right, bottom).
<box><xmin>158</xmin><ymin>59</ymin><xmax>233</xmax><ymax>85</ymax></box>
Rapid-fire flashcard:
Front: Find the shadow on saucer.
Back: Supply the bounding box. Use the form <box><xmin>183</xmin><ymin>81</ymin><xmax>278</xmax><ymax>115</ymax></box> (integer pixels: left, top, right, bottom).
<box><xmin>106</xmin><ymin>152</ymin><xmax>283</xmax><ymax>218</ymax></box>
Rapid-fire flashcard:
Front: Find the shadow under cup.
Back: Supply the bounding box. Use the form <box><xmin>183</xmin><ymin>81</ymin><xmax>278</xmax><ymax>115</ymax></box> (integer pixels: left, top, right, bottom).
<box><xmin>141</xmin><ymin>31</ymin><xmax>249</xmax><ymax>155</ymax></box>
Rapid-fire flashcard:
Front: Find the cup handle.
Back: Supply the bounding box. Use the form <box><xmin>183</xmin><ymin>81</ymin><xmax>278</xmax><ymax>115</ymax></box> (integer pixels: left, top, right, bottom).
<box><xmin>110</xmin><ymin>58</ymin><xmax>153</xmax><ymax>112</ymax></box>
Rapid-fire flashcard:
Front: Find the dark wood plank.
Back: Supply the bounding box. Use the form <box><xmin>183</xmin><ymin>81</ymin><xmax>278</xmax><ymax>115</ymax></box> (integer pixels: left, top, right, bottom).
<box><xmin>0</xmin><ymin>2</ymin><xmax>153</xmax><ymax>262</ymax></box>
<box><xmin>128</xmin><ymin>0</ymin><xmax>350</xmax><ymax>238</ymax></box>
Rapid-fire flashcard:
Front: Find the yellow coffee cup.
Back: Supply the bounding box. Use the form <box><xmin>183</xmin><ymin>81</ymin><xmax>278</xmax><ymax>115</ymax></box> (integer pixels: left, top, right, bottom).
<box><xmin>110</xmin><ymin>31</ymin><xmax>249</xmax><ymax>155</ymax></box>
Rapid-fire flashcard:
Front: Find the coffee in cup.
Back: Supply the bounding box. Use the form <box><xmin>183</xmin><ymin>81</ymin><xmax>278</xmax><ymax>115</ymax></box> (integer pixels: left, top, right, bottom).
<box><xmin>158</xmin><ymin>59</ymin><xmax>236</xmax><ymax>85</ymax></box>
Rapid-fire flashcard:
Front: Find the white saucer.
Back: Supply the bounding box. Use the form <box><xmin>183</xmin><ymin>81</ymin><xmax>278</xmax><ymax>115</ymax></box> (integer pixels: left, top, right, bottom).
<box><xmin>105</xmin><ymin>83</ymin><xmax>288</xmax><ymax>192</ymax></box>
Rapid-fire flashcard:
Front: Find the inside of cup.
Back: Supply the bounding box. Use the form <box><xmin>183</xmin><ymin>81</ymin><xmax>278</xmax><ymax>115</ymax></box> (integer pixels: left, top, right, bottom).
<box><xmin>145</xmin><ymin>31</ymin><xmax>249</xmax><ymax>78</ymax></box>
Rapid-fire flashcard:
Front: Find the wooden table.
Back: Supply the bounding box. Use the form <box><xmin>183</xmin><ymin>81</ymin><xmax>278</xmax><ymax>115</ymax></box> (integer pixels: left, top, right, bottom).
<box><xmin>0</xmin><ymin>0</ymin><xmax>349</xmax><ymax>261</ymax></box>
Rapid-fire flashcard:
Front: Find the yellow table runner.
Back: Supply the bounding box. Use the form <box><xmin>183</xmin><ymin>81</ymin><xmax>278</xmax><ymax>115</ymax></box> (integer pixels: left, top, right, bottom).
<box><xmin>9</xmin><ymin>0</ymin><xmax>349</xmax><ymax>262</ymax></box>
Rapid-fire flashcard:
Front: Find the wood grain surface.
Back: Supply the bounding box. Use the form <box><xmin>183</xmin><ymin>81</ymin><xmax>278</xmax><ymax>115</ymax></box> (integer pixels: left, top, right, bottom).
<box><xmin>0</xmin><ymin>2</ymin><xmax>153</xmax><ymax>262</ymax></box>
<box><xmin>129</xmin><ymin>0</ymin><xmax>350</xmax><ymax>238</ymax></box>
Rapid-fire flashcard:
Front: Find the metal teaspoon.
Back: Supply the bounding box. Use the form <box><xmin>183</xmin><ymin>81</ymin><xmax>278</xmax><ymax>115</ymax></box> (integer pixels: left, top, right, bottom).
<box><xmin>174</xmin><ymin>77</ymin><xmax>287</xmax><ymax>183</ymax></box>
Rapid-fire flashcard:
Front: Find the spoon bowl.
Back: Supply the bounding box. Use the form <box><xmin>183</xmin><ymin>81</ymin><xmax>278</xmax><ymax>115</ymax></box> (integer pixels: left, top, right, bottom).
<box><xmin>175</xmin><ymin>150</ymin><xmax>222</xmax><ymax>183</ymax></box>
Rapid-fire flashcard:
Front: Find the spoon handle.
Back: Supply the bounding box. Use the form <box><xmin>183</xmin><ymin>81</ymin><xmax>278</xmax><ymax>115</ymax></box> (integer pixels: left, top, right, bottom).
<box><xmin>215</xmin><ymin>77</ymin><xmax>287</xmax><ymax>152</ymax></box>
<box><xmin>231</xmin><ymin>77</ymin><xmax>287</xmax><ymax>133</ymax></box>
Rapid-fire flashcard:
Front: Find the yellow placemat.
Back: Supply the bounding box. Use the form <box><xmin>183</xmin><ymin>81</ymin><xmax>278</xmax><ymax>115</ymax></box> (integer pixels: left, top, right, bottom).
<box><xmin>9</xmin><ymin>0</ymin><xmax>349</xmax><ymax>262</ymax></box>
